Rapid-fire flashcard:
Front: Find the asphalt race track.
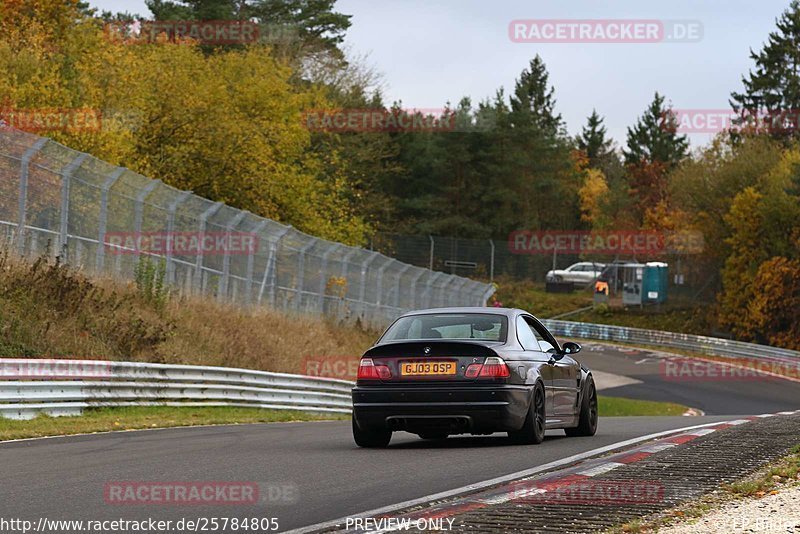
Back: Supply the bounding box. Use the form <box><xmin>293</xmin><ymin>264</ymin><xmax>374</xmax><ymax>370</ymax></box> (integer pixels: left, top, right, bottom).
<box><xmin>2</xmin><ymin>344</ymin><xmax>798</xmax><ymax>532</ymax></box>
<box><xmin>575</xmin><ymin>342</ymin><xmax>800</xmax><ymax>414</ymax></box>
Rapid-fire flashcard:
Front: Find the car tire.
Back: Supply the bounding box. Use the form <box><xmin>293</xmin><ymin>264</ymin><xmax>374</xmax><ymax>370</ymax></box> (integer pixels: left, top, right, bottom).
<box><xmin>418</xmin><ymin>432</ymin><xmax>448</xmax><ymax>440</ymax></box>
<box><xmin>508</xmin><ymin>382</ymin><xmax>546</xmax><ymax>445</ymax></box>
<box><xmin>554</xmin><ymin>275</ymin><xmax>563</xmax><ymax>283</ymax></box>
<box><xmin>565</xmin><ymin>376</ymin><xmax>598</xmax><ymax>437</ymax></box>
<box><xmin>352</xmin><ymin>416</ymin><xmax>391</xmax><ymax>448</ymax></box>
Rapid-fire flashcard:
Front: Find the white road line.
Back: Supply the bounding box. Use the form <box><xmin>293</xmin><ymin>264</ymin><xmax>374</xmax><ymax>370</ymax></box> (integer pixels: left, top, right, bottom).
<box><xmin>724</xmin><ymin>419</ymin><xmax>751</xmax><ymax>425</ymax></box>
<box><xmin>285</xmin><ymin>421</ymin><xmax>743</xmax><ymax>534</ymax></box>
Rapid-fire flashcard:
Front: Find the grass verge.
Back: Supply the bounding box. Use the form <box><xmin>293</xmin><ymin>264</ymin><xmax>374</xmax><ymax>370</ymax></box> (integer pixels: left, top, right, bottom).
<box><xmin>0</xmin><ymin>406</ymin><xmax>347</xmax><ymax>442</ymax></box>
<box><xmin>598</xmin><ymin>396</ymin><xmax>690</xmax><ymax>417</ymax></box>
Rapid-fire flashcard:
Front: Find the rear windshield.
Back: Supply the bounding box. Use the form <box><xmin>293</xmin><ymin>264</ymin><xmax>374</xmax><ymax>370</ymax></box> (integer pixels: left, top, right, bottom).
<box><xmin>381</xmin><ymin>313</ymin><xmax>507</xmax><ymax>342</ymax></box>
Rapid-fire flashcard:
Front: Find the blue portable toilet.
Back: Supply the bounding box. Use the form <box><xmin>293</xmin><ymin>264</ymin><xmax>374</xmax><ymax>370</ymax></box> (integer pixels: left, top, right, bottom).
<box><xmin>642</xmin><ymin>262</ymin><xmax>668</xmax><ymax>304</ymax></box>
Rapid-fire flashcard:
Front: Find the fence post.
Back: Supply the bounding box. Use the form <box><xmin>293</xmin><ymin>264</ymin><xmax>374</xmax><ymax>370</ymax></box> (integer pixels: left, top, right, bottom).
<box><xmin>259</xmin><ymin>226</ymin><xmax>291</xmax><ymax>307</ymax></box>
<box><xmin>16</xmin><ymin>138</ymin><xmax>48</xmax><ymax>256</ymax></box>
<box><xmin>425</xmin><ymin>272</ymin><xmax>443</xmax><ymax>308</ymax></box>
<box><xmin>375</xmin><ymin>257</ymin><xmax>391</xmax><ymax>305</ymax></box>
<box><xmin>317</xmin><ymin>243</ymin><xmax>341</xmax><ymax>313</ymax></box>
<box><xmin>455</xmin><ymin>278</ymin><xmax>470</xmax><ymax>306</ymax></box>
<box><xmin>58</xmin><ymin>153</ymin><xmax>89</xmax><ymax>262</ymax></box>
<box><xmin>193</xmin><ymin>201</ymin><xmax>223</xmax><ymax>293</ymax></box>
<box><xmin>428</xmin><ymin>235</ymin><xmax>434</xmax><ymax>270</ymax></box>
<box><xmin>489</xmin><ymin>239</ymin><xmax>495</xmax><ymax>282</ymax></box>
<box><xmin>409</xmin><ymin>268</ymin><xmax>426</xmax><ymax>309</ymax></box>
<box><xmin>294</xmin><ymin>240</ymin><xmax>315</xmax><ymax>311</ymax></box>
<box><xmin>481</xmin><ymin>285</ymin><xmax>496</xmax><ymax>306</ymax></box>
<box><xmin>358</xmin><ymin>253</ymin><xmax>379</xmax><ymax>320</ymax></box>
<box><xmin>219</xmin><ymin>210</ymin><xmax>247</xmax><ymax>302</ymax></box>
<box><xmin>165</xmin><ymin>190</ymin><xmax>192</xmax><ymax>285</ymax></box>
<box><xmin>94</xmin><ymin>167</ymin><xmax>126</xmax><ymax>273</ymax></box>
<box><xmin>393</xmin><ymin>264</ymin><xmax>411</xmax><ymax>309</ymax></box>
<box><xmin>245</xmin><ymin>220</ymin><xmax>268</xmax><ymax>306</ymax></box>
<box><xmin>336</xmin><ymin>248</ymin><xmax>359</xmax><ymax>320</ymax></box>
<box><xmin>131</xmin><ymin>179</ymin><xmax>161</xmax><ymax>267</ymax></box>
<box><xmin>438</xmin><ymin>276</ymin><xmax>455</xmax><ymax>307</ymax></box>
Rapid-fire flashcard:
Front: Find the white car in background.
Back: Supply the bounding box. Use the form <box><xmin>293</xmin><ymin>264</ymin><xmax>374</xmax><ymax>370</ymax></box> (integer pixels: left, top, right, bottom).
<box><xmin>546</xmin><ymin>262</ymin><xmax>605</xmax><ymax>286</ymax></box>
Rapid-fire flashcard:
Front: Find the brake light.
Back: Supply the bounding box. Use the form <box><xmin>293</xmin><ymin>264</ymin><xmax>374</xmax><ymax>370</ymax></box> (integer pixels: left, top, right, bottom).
<box><xmin>466</xmin><ymin>357</ymin><xmax>510</xmax><ymax>379</ymax></box>
<box><xmin>357</xmin><ymin>358</ymin><xmax>392</xmax><ymax>380</ymax></box>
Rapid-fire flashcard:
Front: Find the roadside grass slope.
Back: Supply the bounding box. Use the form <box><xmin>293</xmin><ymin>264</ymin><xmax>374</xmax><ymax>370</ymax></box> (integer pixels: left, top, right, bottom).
<box><xmin>0</xmin><ymin>251</ymin><xmax>374</xmax><ymax>374</ymax></box>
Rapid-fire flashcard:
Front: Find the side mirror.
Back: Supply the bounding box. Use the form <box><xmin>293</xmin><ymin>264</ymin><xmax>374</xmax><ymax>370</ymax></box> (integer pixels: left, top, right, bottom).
<box><xmin>562</xmin><ymin>341</ymin><xmax>582</xmax><ymax>355</ymax></box>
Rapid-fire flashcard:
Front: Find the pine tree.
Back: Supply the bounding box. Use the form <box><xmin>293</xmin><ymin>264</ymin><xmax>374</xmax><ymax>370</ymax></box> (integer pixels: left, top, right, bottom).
<box><xmin>509</xmin><ymin>55</ymin><xmax>565</xmax><ymax>138</ymax></box>
<box><xmin>730</xmin><ymin>1</ymin><xmax>800</xmax><ymax>139</ymax></box>
<box><xmin>624</xmin><ymin>92</ymin><xmax>688</xmax><ymax>167</ymax></box>
<box><xmin>577</xmin><ymin>109</ymin><xmax>614</xmax><ymax>167</ymax></box>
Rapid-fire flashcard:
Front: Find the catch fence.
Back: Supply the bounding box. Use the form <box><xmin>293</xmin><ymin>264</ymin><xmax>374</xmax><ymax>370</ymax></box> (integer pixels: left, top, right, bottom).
<box><xmin>0</xmin><ymin>128</ymin><xmax>493</xmax><ymax>328</ymax></box>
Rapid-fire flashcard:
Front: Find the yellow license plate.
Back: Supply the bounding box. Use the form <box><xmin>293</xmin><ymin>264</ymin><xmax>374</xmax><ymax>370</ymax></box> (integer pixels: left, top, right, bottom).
<box><xmin>401</xmin><ymin>361</ymin><xmax>456</xmax><ymax>376</ymax></box>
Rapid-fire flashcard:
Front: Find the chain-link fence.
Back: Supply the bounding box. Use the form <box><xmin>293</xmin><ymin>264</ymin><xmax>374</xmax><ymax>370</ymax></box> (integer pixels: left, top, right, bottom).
<box><xmin>0</xmin><ymin>128</ymin><xmax>494</xmax><ymax>328</ymax></box>
<box><xmin>373</xmin><ymin>233</ymin><xmax>717</xmax><ymax>303</ymax></box>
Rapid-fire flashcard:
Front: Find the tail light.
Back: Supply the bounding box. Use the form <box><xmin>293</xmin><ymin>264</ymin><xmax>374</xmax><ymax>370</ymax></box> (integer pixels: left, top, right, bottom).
<box><xmin>357</xmin><ymin>358</ymin><xmax>392</xmax><ymax>380</ymax></box>
<box><xmin>465</xmin><ymin>357</ymin><xmax>510</xmax><ymax>379</ymax></box>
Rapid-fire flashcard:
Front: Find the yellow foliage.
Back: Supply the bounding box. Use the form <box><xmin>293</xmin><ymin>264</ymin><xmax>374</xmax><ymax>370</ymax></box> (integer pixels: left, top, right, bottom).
<box><xmin>578</xmin><ymin>168</ymin><xmax>609</xmax><ymax>227</ymax></box>
<box><xmin>0</xmin><ymin>0</ymin><xmax>369</xmax><ymax>245</ymax></box>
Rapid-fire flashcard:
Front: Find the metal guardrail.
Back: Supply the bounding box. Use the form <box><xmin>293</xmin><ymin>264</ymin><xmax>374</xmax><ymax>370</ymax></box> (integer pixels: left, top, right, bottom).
<box><xmin>544</xmin><ymin>320</ymin><xmax>800</xmax><ymax>363</ymax></box>
<box><xmin>3</xmin><ymin>322</ymin><xmax>797</xmax><ymax>420</ymax></box>
<box><xmin>0</xmin><ymin>359</ymin><xmax>355</xmax><ymax>420</ymax></box>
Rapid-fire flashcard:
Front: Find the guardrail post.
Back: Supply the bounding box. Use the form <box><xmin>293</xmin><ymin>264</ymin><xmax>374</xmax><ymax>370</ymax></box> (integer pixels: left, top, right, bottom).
<box><xmin>58</xmin><ymin>153</ymin><xmax>89</xmax><ymax>262</ymax></box>
<box><xmin>16</xmin><ymin>138</ymin><xmax>48</xmax><ymax>256</ymax></box>
<box><xmin>132</xmin><ymin>179</ymin><xmax>161</xmax><ymax>266</ymax></box>
<box><xmin>219</xmin><ymin>210</ymin><xmax>247</xmax><ymax>302</ymax></box>
<box><xmin>317</xmin><ymin>243</ymin><xmax>341</xmax><ymax>312</ymax></box>
<box><xmin>164</xmin><ymin>190</ymin><xmax>192</xmax><ymax>285</ymax></box>
<box><xmin>193</xmin><ymin>201</ymin><xmax>223</xmax><ymax>294</ymax></box>
<box><xmin>245</xmin><ymin>220</ymin><xmax>268</xmax><ymax>306</ymax></box>
<box><xmin>94</xmin><ymin>167</ymin><xmax>126</xmax><ymax>273</ymax></box>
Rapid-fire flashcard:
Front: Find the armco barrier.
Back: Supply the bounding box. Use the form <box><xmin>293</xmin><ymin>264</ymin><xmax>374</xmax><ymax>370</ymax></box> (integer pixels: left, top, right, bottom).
<box><xmin>0</xmin><ymin>359</ymin><xmax>354</xmax><ymax>420</ymax></box>
<box><xmin>544</xmin><ymin>320</ymin><xmax>800</xmax><ymax>364</ymax></box>
<box><xmin>2</xmin><ymin>323</ymin><xmax>797</xmax><ymax>420</ymax></box>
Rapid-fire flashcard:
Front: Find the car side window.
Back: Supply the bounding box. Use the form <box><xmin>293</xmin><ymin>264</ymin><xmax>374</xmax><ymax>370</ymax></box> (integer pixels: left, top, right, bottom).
<box><xmin>525</xmin><ymin>316</ymin><xmax>560</xmax><ymax>354</ymax></box>
<box><xmin>516</xmin><ymin>316</ymin><xmax>541</xmax><ymax>351</ymax></box>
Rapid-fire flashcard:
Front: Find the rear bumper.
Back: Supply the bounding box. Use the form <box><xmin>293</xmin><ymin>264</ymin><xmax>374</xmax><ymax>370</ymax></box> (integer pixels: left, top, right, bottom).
<box><xmin>352</xmin><ymin>384</ymin><xmax>532</xmax><ymax>434</ymax></box>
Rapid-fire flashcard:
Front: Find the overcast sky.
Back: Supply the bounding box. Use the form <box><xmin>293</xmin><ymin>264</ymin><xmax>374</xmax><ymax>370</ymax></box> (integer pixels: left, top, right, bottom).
<box><xmin>89</xmin><ymin>0</ymin><xmax>791</xmax><ymax>149</ymax></box>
